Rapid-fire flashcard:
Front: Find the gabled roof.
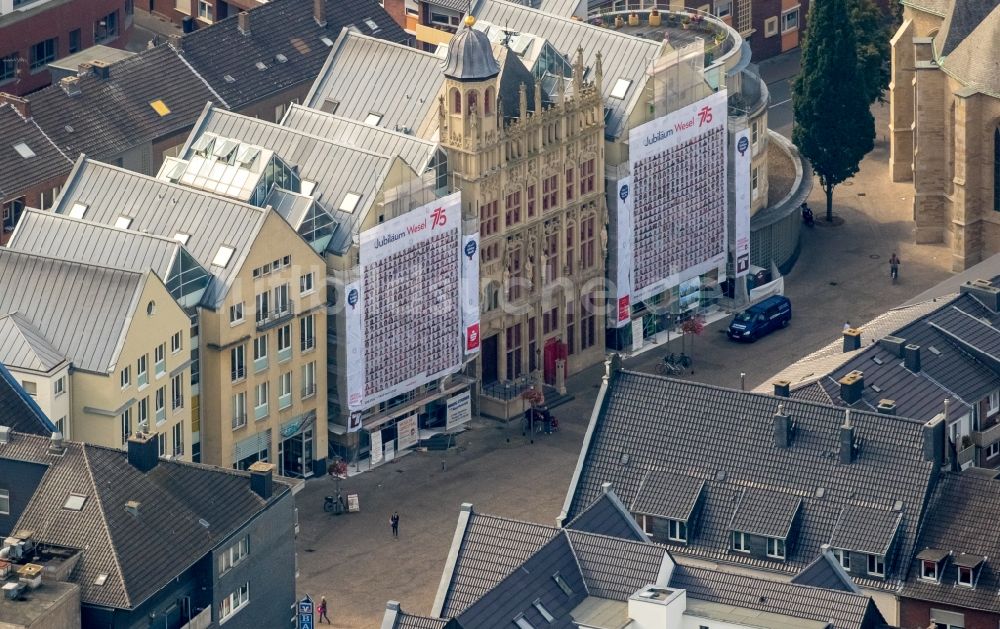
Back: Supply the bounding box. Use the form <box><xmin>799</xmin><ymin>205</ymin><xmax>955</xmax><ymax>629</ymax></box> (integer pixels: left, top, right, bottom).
<box><xmin>51</xmin><ymin>157</ymin><xmax>269</xmax><ymax>308</ymax></box>
<box><xmin>305</xmin><ymin>29</ymin><xmax>444</xmax><ymax>140</ymax></box>
<box><xmin>829</xmin><ymin>506</ymin><xmax>903</xmax><ymax>556</ymax></box>
<box><xmin>630</xmin><ymin>470</ymin><xmax>704</xmax><ymax>522</ymax></box>
<box><xmin>935</xmin><ymin>2</ymin><xmax>1000</xmax><ymax>97</ymax></box>
<box><xmin>182</xmin><ymin>104</ymin><xmax>413</xmax><ymax>254</ymax></box>
<box><xmin>177</xmin><ymin>0</ymin><xmax>409</xmax><ymax>110</ymax></box>
<box><xmin>471</xmin><ymin>0</ymin><xmax>665</xmax><ymax>139</ymax></box>
<box><xmin>420</xmin><ymin>500</ymin><xmax>887</xmax><ymax>629</ymax></box>
<box><xmin>792</xmin><ymin>548</ymin><xmax>860</xmax><ymax>593</ymax></box>
<box><xmin>901</xmin><ymin>471</ymin><xmax>1000</xmax><ymax>613</ymax></box>
<box><xmin>0</xmin><ymin>249</ymin><xmax>148</xmax><ymax>374</ymax></box>
<box><xmin>0</xmin><ymin>312</ymin><xmax>66</xmax><ymax>372</ymax></box>
<box><xmin>0</xmin><ymin>431</ymin><xmax>290</xmax><ymax>610</ymax></box>
<box><xmin>282</xmin><ymin>103</ymin><xmax>440</xmax><ymax>174</ymax></box>
<box><xmin>27</xmin><ymin>45</ymin><xmax>222</xmax><ymax>163</ymax></box>
<box><xmin>560</xmin><ymin>368</ymin><xmax>936</xmax><ymax>588</ymax></box>
<box><xmin>730</xmin><ymin>487</ymin><xmax>801</xmax><ymax>539</ymax></box>
<box><xmin>0</xmin><ymin>362</ymin><xmax>55</xmax><ymax>436</ymax></box>
<box><xmin>935</xmin><ymin>0</ymin><xmax>1000</xmax><ymax>56</ymax></box>
<box><xmin>566</xmin><ymin>484</ymin><xmax>649</xmax><ymax>541</ymax></box>
<box><xmin>0</xmin><ymin>104</ymin><xmax>73</xmax><ymax>202</ymax></box>
<box><xmin>8</xmin><ymin>209</ymin><xmax>183</xmax><ymax>280</ymax></box>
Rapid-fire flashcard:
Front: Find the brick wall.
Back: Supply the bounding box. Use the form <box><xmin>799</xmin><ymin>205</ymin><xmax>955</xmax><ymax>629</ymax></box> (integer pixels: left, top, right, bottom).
<box><xmin>0</xmin><ymin>0</ymin><xmax>132</xmax><ymax>96</ymax></box>
<box><xmin>900</xmin><ymin>597</ymin><xmax>1000</xmax><ymax>629</ymax></box>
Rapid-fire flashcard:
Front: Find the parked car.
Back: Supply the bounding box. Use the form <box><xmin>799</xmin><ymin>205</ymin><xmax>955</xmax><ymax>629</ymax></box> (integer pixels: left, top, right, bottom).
<box><xmin>727</xmin><ymin>295</ymin><xmax>792</xmax><ymax>342</ymax></box>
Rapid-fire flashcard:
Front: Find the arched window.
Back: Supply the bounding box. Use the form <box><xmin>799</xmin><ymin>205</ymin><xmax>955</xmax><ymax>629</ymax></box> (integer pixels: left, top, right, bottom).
<box><xmin>994</xmin><ymin>127</ymin><xmax>1000</xmax><ymax>213</ymax></box>
<box><xmin>451</xmin><ymin>88</ymin><xmax>461</xmax><ymax>114</ymax></box>
<box><xmin>467</xmin><ymin>90</ymin><xmax>478</xmax><ymax>114</ymax></box>
<box><xmin>484</xmin><ymin>87</ymin><xmax>495</xmax><ymax>114</ymax></box>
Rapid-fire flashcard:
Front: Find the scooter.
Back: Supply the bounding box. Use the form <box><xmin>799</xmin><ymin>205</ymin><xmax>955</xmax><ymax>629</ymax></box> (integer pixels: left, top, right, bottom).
<box><xmin>801</xmin><ymin>203</ymin><xmax>814</xmax><ymax>227</ymax></box>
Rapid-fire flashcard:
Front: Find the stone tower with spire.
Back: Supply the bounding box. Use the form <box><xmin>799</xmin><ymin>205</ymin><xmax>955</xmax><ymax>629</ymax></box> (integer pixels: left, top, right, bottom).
<box><xmin>438</xmin><ymin>23</ymin><xmax>608</xmax><ymax>408</ymax></box>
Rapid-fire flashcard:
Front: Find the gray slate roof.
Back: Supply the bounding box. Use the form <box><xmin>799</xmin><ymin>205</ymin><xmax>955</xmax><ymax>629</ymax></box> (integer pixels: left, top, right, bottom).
<box><xmin>0</xmin><ymin>104</ymin><xmax>73</xmax><ymax>202</ymax></box>
<box><xmin>177</xmin><ymin>0</ymin><xmax>409</xmax><ymax>110</ymax></box>
<box><xmin>791</xmin><ymin>549</ymin><xmax>860</xmax><ymax>593</ymax></box>
<box><xmin>52</xmin><ymin>158</ymin><xmax>268</xmax><ymax>308</ymax></box>
<box><xmin>185</xmin><ymin>105</ymin><xmax>412</xmax><ymax>254</ymax></box>
<box><xmin>424</xmin><ymin>499</ymin><xmax>887</xmax><ymax>629</ymax></box>
<box><xmin>0</xmin><ymin>363</ymin><xmax>55</xmax><ymax>436</ymax></box>
<box><xmin>282</xmin><ymin>104</ymin><xmax>440</xmax><ymax>174</ymax></box>
<box><xmin>566</xmin><ymin>486</ymin><xmax>648</xmax><ymax>541</ymax></box>
<box><xmin>471</xmin><ymin>0</ymin><xmax>665</xmax><ymax>139</ymax></box>
<box><xmin>8</xmin><ymin>209</ymin><xmax>183</xmax><ymax>279</ymax></box>
<box><xmin>731</xmin><ymin>487</ymin><xmax>801</xmax><ymax>539</ymax></box>
<box><xmin>305</xmin><ymin>29</ymin><xmax>445</xmax><ymax>139</ymax></box>
<box><xmin>562</xmin><ymin>370</ymin><xmax>935</xmax><ymax>589</ymax></box>
<box><xmin>829</xmin><ymin>506</ymin><xmax>902</xmax><ymax>556</ymax></box>
<box><xmin>27</xmin><ymin>45</ymin><xmax>222</xmax><ymax>164</ymax></box>
<box><xmin>936</xmin><ymin>2</ymin><xmax>1000</xmax><ymax>97</ymax></box>
<box><xmin>630</xmin><ymin>470</ymin><xmax>704</xmax><ymax>521</ymax></box>
<box><xmin>935</xmin><ymin>0</ymin><xmax>1000</xmax><ymax>56</ymax></box>
<box><xmin>443</xmin><ymin>20</ymin><xmax>501</xmax><ymax>81</ymax></box>
<box><xmin>900</xmin><ymin>471</ymin><xmax>1000</xmax><ymax>613</ymax></box>
<box><xmin>0</xmin><ymin>248</ymin><xmax>148</xmax><ymax>374</ymax></box>
<box><xmin>0</xmin><ymin>313</ymin><xmax>66</xmax><ymax>372</ymax></box>
<box><xmin>0</xmin><ymin>431</ymin><xmax>289</xmax><ymax>610</ymax></box>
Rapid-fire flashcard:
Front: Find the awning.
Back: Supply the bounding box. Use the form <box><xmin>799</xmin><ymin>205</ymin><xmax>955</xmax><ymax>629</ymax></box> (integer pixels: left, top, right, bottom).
<box><xmin>280</xmin><ymin>412</ymin><xmax>316</xmax><ymax>439</ymax></box>
<box><xmin>916</xmin><ymin>548</ymin><xmax>950</xmax><ymax>563</ymax></box>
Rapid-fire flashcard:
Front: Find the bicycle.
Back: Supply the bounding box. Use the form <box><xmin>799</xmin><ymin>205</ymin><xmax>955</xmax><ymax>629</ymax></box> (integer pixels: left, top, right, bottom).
<box><xmin>657</xmin><ymin>353</ymin><xmax>691</xmax><ymax>375</ymax></box>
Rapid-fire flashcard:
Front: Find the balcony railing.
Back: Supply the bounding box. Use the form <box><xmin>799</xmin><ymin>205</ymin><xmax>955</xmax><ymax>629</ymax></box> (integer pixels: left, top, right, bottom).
<box><xmin>301</xmin><ymin>337</ymin><xmax>316</xmax><ymax>352</ymax></box>
<box><xmin>256</xmin><ymin>305</ymin><xmax>295</xmax><ymax>331</ymax></box>
<box><xmin>958</xmin><ymin>443</ymin><xmax>977</xmax><ymax>467</ymax></box>
<box><xmin>180</xmin><ymin>607</ymin><xmax>211</xmax><ymax>629</ymax></box>
<box><xmin>973</xmin><ymin>420</ymin><xmax>1000</xmax><ymax>448</ymax></box>
<box><xmin>231</xmin><ymin>366</ymin><xmax>246</xmax><ymax>383</ymax></box>
<box><xmin>231</xmin><ymin>414</ymin><xmax>247</xmax><ymax>430</ymax></box>
<box><xmin>302</xmin><ymin>384</ymin><xmax>316</xmax><ymax>399</ymax></box>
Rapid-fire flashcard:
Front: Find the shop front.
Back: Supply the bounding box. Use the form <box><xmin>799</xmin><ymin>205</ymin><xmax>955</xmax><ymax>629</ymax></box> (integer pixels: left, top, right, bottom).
<box><xmin>278</xmin><ymin>413</ymin><xmax>316</xmax><ymax>478</ymax></box>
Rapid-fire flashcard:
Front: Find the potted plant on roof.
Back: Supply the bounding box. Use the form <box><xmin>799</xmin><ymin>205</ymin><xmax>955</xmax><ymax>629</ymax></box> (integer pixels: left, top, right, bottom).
<box><xmin>628</xmin><ymin>11</ymin><xmax>640</xmax><ymax>25</ymax></box>
<box><xmin>614</xmin><ymin>14</ymin><xmax>625</xmax><ymax>28</ymax></box>
<box><xmin>681</xmin><ymin>14</ymin><xmax>691</xmax><ymax>28</ymax></box>
<box><xmin>649</xmin><ymin>8</ymin><xmax>661</xmax><ymax>26</ymax></box>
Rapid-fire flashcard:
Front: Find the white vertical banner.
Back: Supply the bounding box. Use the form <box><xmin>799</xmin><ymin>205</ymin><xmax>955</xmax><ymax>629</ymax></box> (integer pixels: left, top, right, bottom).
<box><xmin>462</xmin><ymin>233</ymin><xmax>481</xmax><ymax>354</ymax></box>
<box><xmin>397</xmin><ymin>414</ymin><xmax>418</xmax><ymax>451</ymax></box>
<box><xmin>345</xmin><ymin>280</ymin><xmax>365</xmax><ymax>411</ymax></box>
<box><xmin>630</xmin><ymin>317</ymin><xmax>644</xmax><ymax>351</ymax></box>
<box><xmin>733</xmin><ymin>127</ymin><xmax>752</xmax><ymax>277</ymax></box>
<box><xmin>370</xmin><ymin>428</ymin><xmax>383</xmax><ymax>465</ymax></box>
<box><xmin>446</xmin><ymin>391</ymin><xmax>472</xmax><ymax>430</ymax></box>
<box><xmin>613</xmin><ymin>176</ymin><xmax>634</xmax><ymax>328</ymax></box>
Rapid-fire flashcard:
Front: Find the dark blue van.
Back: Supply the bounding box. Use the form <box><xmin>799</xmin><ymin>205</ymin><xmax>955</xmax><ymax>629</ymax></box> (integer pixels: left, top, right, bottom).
<box><xmin>727</xmin><ymin>295</ymin><xmax>792</xmax><ymax>342</ymax></box>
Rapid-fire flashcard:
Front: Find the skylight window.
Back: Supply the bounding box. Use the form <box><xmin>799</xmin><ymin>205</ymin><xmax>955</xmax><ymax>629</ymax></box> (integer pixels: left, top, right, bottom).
<box><xmin>212</xmin><ymin>245</ymin><xmax>235</xmax><ymax>268</ymax></box>
<box><xmin>115</xmin><ymin>216</ymin><xmax>133</xmax><ymax>229</ymax></box>
<box><xmin>63</xmin><ymin>494</ymin><xmax>87</xmax><ymax>510</ymax></box>
<box><xmin>275</xmin><ymin>53</ymin><xmax>288</xmax><ymax>63</ymax></box>
<box><xmin>339</xmin><ymin>192</ymin><xmax>362</xmax><ymax>212</ymax></box>
<box><xmin>191</xmin><ymin>135</ymin><xmax>215</xmax><ymax>156</ymax></box>
<box><xmin>68</xmin><ymin>202</ymin><xmax>88</xmax><ymax>219</ymax></box>
<box><xmin>13</xmin><ymin>142</ymin><xmax>36</xmax><ymax>158</ymax></box>
<box><xmin>164</xmin><ymin>159</ymin><xmax>187</xmax><ymax>182</ymax></box>
<box><xmin>224</xmin><ymin>74</ymin><xmax>236</xmax><ymax>83</ymax></box>
<box><xmin>94</xmin><ymin>574</ymin><xmax>108</xmax><ymax>586</ymax></box>
<box><xmin>236</xmin><ymin>146</ymin><xmax>260</xmax><ymax>169</ymax></box>
<box><xmin>364</xmin><ymin>112</ymin><xmax>383</xmax><ymax>126</ymax></box>
<box><xmin>364</xmin><ymin>18</ymin><xmax>379</xmax><ymax>30</ymax></box>
<box><xmin>321</xmin><ymin>36</ymin><xmax>335</xmax><ymax>47</ymax></box>
<box><xmin>610</xmin><ymin>78</ymin><xmax>631</xmax><ymax>100</ymax></box>
<box><xmin>514</xmin><ymin>616</ymin><xmax>534</xmax><ymax>629</ymax></box>
<box><xmin>174</xmin><ymin>233</ymin><xmax>190</xmax><ymax>245</ymax></box>
<box><xmin>532</xmin><ymin>599</ymin><xmax>554</xmax><ymax>623</ymax></box>
<box><xmin>255</xmin><ymin>61</ymin><xmax>268</xmax><ymax>71</ymax></box>
<box><xmin>552</xmin><ymin>572</ymin><xmax>573</xmax><ymax>596</ymax></box>
<box><xmin>149</xmin><ymin>99</ymin><xmax>171</xmax><ymax>117</ymax></box>
<box><xmin>300</xmin><ymin>180</ymin><xmax>317</xmax><ymax>196</ymax></box>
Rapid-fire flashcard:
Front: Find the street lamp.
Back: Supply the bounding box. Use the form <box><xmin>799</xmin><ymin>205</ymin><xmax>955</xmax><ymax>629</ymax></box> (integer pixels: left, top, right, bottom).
<box><xmin>504</xmin><ymin>382</ymin><xmax>512</xmax><ymax>443</ymax></box>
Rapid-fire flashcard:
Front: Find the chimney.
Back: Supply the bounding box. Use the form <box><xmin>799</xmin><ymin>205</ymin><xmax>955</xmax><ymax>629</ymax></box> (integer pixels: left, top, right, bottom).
<box><xmin>843</xmin><ymin>328</ymin><xmax>861</xmax><ymax>353</ymax></box>
<box><xmin>960</xmin><ymin>279</ymin><xmax>1000</xmax><ymax>313</ymax></box>
<box><xmin>314</xmin><ymin>0</ymin><xmax>327</xmax><ymax>26</ymax></box>
<box><xmin>126</xmin><ymin>433</ymin><xmax>159</xmax><ymax>473</ymax></box>
<box><xmin>773</xmin><ymin>380</ymin><xmax>790</xmax><ymax>397</ymax></box>
<box><xmin>169</xmin><ymin>33</ymin><xmax>184</xmax><ymax>52</ymax></box>
<box><xmin>0</xmin><ymin>425</ymin><xmax>10</xmax><ymax>444</ymax></box>
<box><xmin>237</xmin><ymin>11</ymin><xmax>251</xmax><ymax>35</ymax></box>
<box><xmin>59</xmin><ymin>76</ymin><xmax>82</xmax><ymax>97</ymax></box>
<box><xmin>48</xmin><ymin>431</ymin><xmax>65</xmax><ymax>455</ymax></box>
<box><xmin>904</xmin><ymin>344</ymin><xmax>921</xmax><ymax>372</ymax></box>
<box><xmin>923</xmin><ymin>414</ymin><xmax>946</xmax><ymax>468</ymax></box>
<box><xmin>77</xmin><ymin>62</ymin><xmax>93</xmax><ymax>77</ymax></box>
<box><xmin>0</xmin><ymin>94</ymin><xmax>30</xmax><ymax>119</ymax></box>
<box><xmin>90</xmin><ymin>59</ymin><xmax>111</xmax><ymax>79</ymax></box>
<box><xmin>876</xmin><ymin>399</ymin><xmax>897</xmax><ymax>415</ymax></box>
<box><xmin>774</xmin><ymin>403</ymin><xmax>792</xmax><ymax>448</ymax></box>
<box><xmin>838</xmin><ymin>370</ymin><xmax>864</xmax><ymax>405</ymax></box>
<box><xmin>840</xmin><ymin>409</ymin><xmax>855</xmax><ymax>464</ymax></box>
<box><xmin>249</xmin><ymin>461</ymin><xmax>275</xmax><ymax>500</ymax></box>
<box><xmin>879</xmin><ymin>335</ymin><xmax>907</xmax><ymax>358</ymax></box>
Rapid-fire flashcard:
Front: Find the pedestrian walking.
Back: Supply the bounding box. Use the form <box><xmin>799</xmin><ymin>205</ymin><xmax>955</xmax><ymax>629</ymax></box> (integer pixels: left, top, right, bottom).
<box><xmin>318</xmin><ymin>597</ymin><xmax>331</xmax><ymax>624</ymax></box>
<box><xmin>391</xmin><ymin>511</ymin><xmax>399</xmax><ymax>538</ymax></box>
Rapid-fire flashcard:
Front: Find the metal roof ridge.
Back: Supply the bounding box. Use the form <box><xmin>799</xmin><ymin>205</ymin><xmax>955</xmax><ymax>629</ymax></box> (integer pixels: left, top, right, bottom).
<box><xmin>14</xmin><ymin>208</ymin><xmax>188</xmax><ymax>249</ymax></box>
<box><xmin>0</xmin><ymin>246</ymin><xmax>147</xmax><ymax>280</ymax></box>
<box><xmin>79</xmin><ymin>443</ymin><xmax>134</xmax><ymax>608</ymax></box>
<box><xmin>562</xmin><ymin>530</ymin><xmax>591</xmax><ymax>597</ymax></box>
<box><xmin>287</xmin><ymin>104</ymin><xmax>439</xmax><ymax>148</ymax></box>
<box><xmin>168</xmin><ymin>44</ymin><xmax>230</xmax><ymax>110</ymax></box>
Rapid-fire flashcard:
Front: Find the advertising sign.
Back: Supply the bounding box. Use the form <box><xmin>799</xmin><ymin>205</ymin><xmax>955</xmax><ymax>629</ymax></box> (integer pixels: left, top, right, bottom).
<box><xmin>347</xmin><ymin>494</ymin><xmax>360</xmax><ymax>512</ymax></box>
<box><xmin>397</xmin><ymin>414</ymin><xmax>419</xmax><ymax>451</ymax></box>
<box><xmin>462</xmin><ymin>233</ymin><xmax>481</xmax><ymax>353</ymax></box>
<box><xmin>613</xmin><ymin>176</ymin><xmax>634</xmax><ymax>328</ymax></box>
<box><xmin>446</xmin><ymin>390</ymin><xmax>472</xmax><ymax>430</ymax></box>
<box><xmin>370</xmin><ymin>429</ymin><xmax>383</xmax><ymax>465</ymax></box>
<box><xmin>346</xmin><ymin>193</ymin><xmax>470</xmax><ymax>411</ymax></box>
<box><xmin>733</xmin><ymin>127</ymin><xmax>752</xmax><ymax>277</ymax></box>
<box><xmin>626</xmin><ymin>90</ymin><xmax>728</xmax><ymax>302</ymax></box>
<box><xmin>630</xmin><ymin>318</ymin><xmax>644</xmax><ymax>352</ymax></box>
<box><xmin>298</xmin><ymin>596</ymin><xmax>314</xmax><ymax>629</ymax></box>
<box><xmin>679</xmin><ymin>276</ymin><xmax>701</xmax><ymax>311</ymax></box>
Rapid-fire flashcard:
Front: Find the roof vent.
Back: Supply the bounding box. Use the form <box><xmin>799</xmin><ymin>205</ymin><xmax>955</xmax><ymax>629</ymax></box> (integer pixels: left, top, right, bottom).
<box><xmin>124</xmin><ymin>500</ymin><xmax>141</xmax><ymax>517</ymax></box>
<box><xmin>275</xmin><ymin>53</ymin><xmax>288</xmax><ymax>63</ymax></box>
<box><xmin>255</xmin><ymin>61</ymin><xmax>267</xmax><ymax>71</ymax></box>
<box><xmin>879</xmin><ymin>335</ymin><xmax>906</xmax><ymax>358</ymax></box>
<box><xmin>223</xmin><ymin>74</ymin><xmax>236</xmax><ymax>83</ymax></box>
<box><xmin>0</xmin><ymin>425</ymin><xmax>10</xmax><ymax>444</ymax></box>
<box><xmin>48</xmin><ymin>431</ymin><xmax>65</xmax><ymax>455</ymax></box>
<box><xmin>960</xmin><ymin>279</ymin><xmax>1000</xmax><ymax>313</ymax></box>
<box><xmin>876</xmin><ymin>399</ymin><xmax>897</xmax><ymax>415</ymax></box>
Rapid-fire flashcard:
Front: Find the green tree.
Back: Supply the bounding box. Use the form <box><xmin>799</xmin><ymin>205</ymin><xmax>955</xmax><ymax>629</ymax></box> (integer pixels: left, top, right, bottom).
<box><xmin>850</xmin><ymin>0</ymin><xmax>892</xmax><ymax>104</ymax></box>
<box><xmin>792</xmin><ymin>0</ymin><xmax>875</xmax><ymax>221</ymax></box>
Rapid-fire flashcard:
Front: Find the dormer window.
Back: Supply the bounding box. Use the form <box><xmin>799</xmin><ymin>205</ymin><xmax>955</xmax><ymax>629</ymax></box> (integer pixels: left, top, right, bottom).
<box><xmin>867</xmin><ymin>554</ymin><xmax>885</xmax><ymax>577</ymax></box>
<box><xmin>667</xmin><ymin>519</ymin><xmax>687</xmax><ymax>542</ymax></box>
<box><xmin>766</xmin><ymin>537</ymin><xmax>786</xmax><ymax>559</ymax></box>
<box><xmin>732</xmin><ymin>531</ymin><xmax>749</xmax><ymax>553</ymax></box>
<box><xmin>957</xmin><ymin>566</ymin><xmax>973</xmax><ymax>587</ymax></box>
<box><xmin>920</xmin><ymin>559</ymin><xmax>939</xmax><ymax>581</ymax></box>
<box><xmin>832</xmin><ymin>548</ymin><xmax>851</xmax><ymax>571</ymax></box>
